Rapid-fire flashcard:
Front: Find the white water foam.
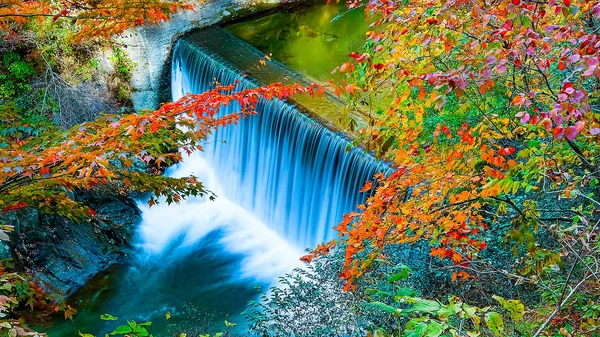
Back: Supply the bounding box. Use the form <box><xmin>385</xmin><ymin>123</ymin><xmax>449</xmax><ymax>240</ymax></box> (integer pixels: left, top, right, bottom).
<box><xmin>135</xmin><ymin>153</ymin><xmax>303</xmax><ymax>282</ymax></box>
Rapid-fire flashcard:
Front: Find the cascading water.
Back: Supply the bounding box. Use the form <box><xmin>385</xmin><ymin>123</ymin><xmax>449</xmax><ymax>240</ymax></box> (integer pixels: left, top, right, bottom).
<box><xmin>163</xmin><ymin>36</ymin><xmax>389</xmax><ymax>251</ymax></box>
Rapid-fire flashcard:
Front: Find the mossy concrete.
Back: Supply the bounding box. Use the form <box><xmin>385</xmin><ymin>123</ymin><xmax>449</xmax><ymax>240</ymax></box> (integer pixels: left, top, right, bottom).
<box><xmin>120</xmin><ymin>0</ymin><xmax>291</xmax><ymax>112</ymax></box>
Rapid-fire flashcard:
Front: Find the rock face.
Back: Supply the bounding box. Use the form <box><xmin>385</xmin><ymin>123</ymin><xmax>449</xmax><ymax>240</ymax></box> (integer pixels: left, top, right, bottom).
<box><xmin>120</xmin><ymin>0</ymin><xmax>283</xmax><ymax>111</ymax></box>
<box><xmin>1</xmin><ymin>192</ymin><xmax>140</xmax><ymax>296</ymax></box>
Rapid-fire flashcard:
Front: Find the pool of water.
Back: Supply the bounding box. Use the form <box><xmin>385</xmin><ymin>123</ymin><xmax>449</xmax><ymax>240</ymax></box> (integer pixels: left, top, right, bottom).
<box><xmin>46</xmin><ymin>233</ymin><xmax>263</xmax><ymax>336</ymax></box>
<box><xmin>226</xmin><ymin>1</ymin><xmax>371</xmax><ymax>84</ymax></box>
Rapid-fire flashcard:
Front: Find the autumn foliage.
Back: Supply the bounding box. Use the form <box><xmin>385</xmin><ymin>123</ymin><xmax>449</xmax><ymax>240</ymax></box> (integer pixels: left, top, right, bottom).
<box><xmin>0</xmin><ymin>83</ymin><xmax>319</xmax><ymax>222</ymax></box>
<box><xmin>0</xmin><ymin>0</ymin><xmax>194</xmax><ymax>41</ymax></box>
<box><xmin>298</xmin><ymin>0</ymin><xmax>600</xmax><ymax>333</ymax></box>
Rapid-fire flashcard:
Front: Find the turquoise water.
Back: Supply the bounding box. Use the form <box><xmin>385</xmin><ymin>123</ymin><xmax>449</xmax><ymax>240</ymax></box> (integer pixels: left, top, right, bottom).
<box><xmin>46</xmin><ymin>233</ymin><xmax>263</xmax><ymax>336</ymax></box>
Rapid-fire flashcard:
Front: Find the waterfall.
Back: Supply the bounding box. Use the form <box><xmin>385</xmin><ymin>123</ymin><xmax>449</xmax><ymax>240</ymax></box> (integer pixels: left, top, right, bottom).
<box><xmin>169</xmin><ymin>36</ymin><xmax>388</xmax><ymax>250</ymax></box>
<box><xmin>136</xmin><ymin>33</ymin><xmax>388</xmax><ymax>273</ymax></box>
<box><xmin>167</xmin><ymin>36</ymin><xmax>389</xmax><ymax>250</ymax></box>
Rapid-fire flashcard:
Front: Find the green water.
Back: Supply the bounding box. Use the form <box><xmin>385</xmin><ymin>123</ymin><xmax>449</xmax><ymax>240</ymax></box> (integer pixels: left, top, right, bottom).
<box><xmin>226</xmin><ymin>2</ymin><xmax>371</xmax><ymax>84</ymax></box>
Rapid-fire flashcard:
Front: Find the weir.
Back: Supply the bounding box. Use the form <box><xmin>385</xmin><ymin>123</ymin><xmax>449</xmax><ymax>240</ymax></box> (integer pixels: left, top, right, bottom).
<box><xmin>167</xmin><ymin>27</ymin><xmax>389</xmax><ymax>250</ymax></box>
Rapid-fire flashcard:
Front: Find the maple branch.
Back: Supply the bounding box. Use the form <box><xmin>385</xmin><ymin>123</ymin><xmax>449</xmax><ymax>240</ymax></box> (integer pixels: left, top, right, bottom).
<box><xmin>0</xmin><ymin>172</ymin><xmax>71</xmax><ymax>194</ymax></box>
<box><xmin>0</xmin><ymin>13</ymin><xmax>75</xmax><ymax>19</ymax></box>
<box><xmin>537</xmin><ymin>217</ymin><xmax>574</xmax><ymax>223</ymax></box>
<box><xmin>430</xmin><ymin>197</ymin><xmax>481</xmax><ymax>213</ymax></box>
<box><xmin>534</xmin><ymin>63</ymin><xmax>557</xmax><ymax>98</ymax></box>
<box><xmin>533</xmin><ymin>265</ymin><xmax>599</xmax><ymax>337</ymax></box>
<box><xmin>490</xmin><ymin>196</ymin><xmax>526</xmax><ymax>217</ymax></box>
<box><xmin>532</xmin><ymin>263</ymin><xmax>578</xmax><ymax>337</ymax></box>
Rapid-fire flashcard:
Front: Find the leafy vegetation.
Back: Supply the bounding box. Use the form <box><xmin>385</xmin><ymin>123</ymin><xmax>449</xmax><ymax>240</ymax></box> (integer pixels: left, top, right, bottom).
<box><xmin>2</xmin><ymin>0</ymin><xmax>600</xmax><ymax>335</ymax></box>
<box><xmin>0</xmin><ymin>0</ymin><xmax>194</xmax><ymax>43</ymax></box>
<box><xmin>295</xmin><ymin>0</ymin><xmax>600</xmax><ymax>336</ymax></box>
<box><xmin>0</xmin><ymin>260</ymin><xmax>74</xmax><ymax>337</ymax></box>
<box><xmin>75</xmin><ymin>313</ymin><xmax>233</xmax><ymax>337</ymax></box>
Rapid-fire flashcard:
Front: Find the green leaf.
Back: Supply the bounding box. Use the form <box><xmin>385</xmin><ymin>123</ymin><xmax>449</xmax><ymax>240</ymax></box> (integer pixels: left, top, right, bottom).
<box><xmin>369</xmin><ymin>301</ymin><xmax>398</xmax><ymax>314</ymax></box>
<box><xmin>425</xmin><ymin>320</ymin><xmax>444</xmax><ymax>337</ymax></box>
<box><xmin>0</xmin><ymin>283</ymin><xmax>13</xmax><ymax>291</ymax></box>
<box><xmin>437</xmin><ymin>300</ymin><xmax>461</xmax><ymax>318</ymax></box>
<box><xmin>373</xmin><ymin>290</ymin><xmax>392</xmax><ymax>297</ymax></box>
<box><xmin>388</xmin><ymin>265</ymin><xmax>411</xmax><ymax>282</ymax></box>
<box><xmin>395</xmin><ymin>287</ymin><xmax>417</xmax><ymax>297</ymax></box>
<box><xmin>78</xmin><ymin>332</ymin><xmax>95</xmax><ymax>337</ymax></box>
<box><xmin>165</xmin><ymin>311</ymin><xmax>171</xmax><ymax>320</ymax></box>
<box><xmin>406</xmin><ymin>298</ymin><xmax>441</xmax><ymax>314</ymax></box>
<box><xmin>110</xmin><ymin>325</ymin><xmax>133</xmax><ymax>335</ymax></box>
<box><xmin>463</xmin><ymin>304</ymin><xmax>477</xmax><ymax>318</ymax></box>
<box><xmin>100</xmin><ymin>314</ymin><xmax>118</xmax><ymax>321</ymax></box>
<box><xmin>132</xmin><ymin>325</ymin><xmax>149</xmax><ymax>337</ymax></box>
<box><xmin>493</xmin><ymin>295</ymin><xmax>524</xmax><ymax>321</ymax></box>
<box><xmin>485</xmin><ymin>312</ymin><xmax>504</xmax><ymax>336</ymax></box>
<box><xmin>405</xmin><ymin>317</ymin><xmax>428</xmax><ymax>336</ymax></box>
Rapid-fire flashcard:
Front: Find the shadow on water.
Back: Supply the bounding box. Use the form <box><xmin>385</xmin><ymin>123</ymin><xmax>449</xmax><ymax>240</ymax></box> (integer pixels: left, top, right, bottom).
<box><xmin>47</xmin><ymin>230</ymin><xmax>265</xmax><ymax>336</ymax></box>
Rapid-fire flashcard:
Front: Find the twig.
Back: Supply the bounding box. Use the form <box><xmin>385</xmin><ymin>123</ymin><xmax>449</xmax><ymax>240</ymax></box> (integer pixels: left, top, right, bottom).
<box><xmin>533</xmin><ymin>268</ymin><xmax>596</xmax><ymax>337</ymax></box>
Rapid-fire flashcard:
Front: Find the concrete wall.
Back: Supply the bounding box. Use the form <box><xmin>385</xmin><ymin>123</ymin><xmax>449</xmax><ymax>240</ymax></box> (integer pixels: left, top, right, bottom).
<box><xmin>118</xmin><ymin>0</ymin><xmax>282</xmax><ymax>111</ymax></box>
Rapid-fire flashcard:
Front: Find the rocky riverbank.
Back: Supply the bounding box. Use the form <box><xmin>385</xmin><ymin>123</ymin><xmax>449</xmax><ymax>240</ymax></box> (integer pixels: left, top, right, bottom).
<box><xmin>1</xmin><ymin>192</ymin><xmax>140</xmax><ymax>296</ymax></box>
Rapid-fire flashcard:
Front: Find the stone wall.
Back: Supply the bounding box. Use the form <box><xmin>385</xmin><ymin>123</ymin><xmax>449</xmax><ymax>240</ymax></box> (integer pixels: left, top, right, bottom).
<box><xmin>119</xmin><ymin>0</ymin><xmax>283</xmax><ymax>111</ymax></box>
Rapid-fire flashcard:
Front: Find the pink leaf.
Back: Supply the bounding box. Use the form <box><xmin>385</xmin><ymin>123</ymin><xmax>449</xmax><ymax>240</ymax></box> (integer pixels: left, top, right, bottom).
<box><xmin>569</xmin><ymin>54</ymin><xmax>580</xmax><ymax>64</ymax></box>
<box><xmin>573</xmin><ymin>90</ymin><xmax>585</xmax><ymax>103</ymax></box>
<box><xmin>553</xmin><ymin>126</ymin><xmax>565</xmax><ymax>139</ymax></box>
<box><xmin>552</xmin><ymin>112</ymin><xmax>564</xmax><ymax>125</ymax></box>
<box><xmin>541</xmin><ymin>118</ymin><xmax>553</xmax><ymax>130</ymax></box>
<box><xmin>558</xmin><ymin>92</ymin><xmax>569</xmax><ymax>102</ymax></box>
<box><xmin>482</xmin><ymin>14</ymin><xmax>491</xmax><ymax>26</ymax></box>
<box><xmin>584</xmin><ymin>65</ymin><xmax>596</xmax><ymax>77</ymax></box>
<box><xmin>435</xmin><ymin>96</ymin><xmax>447</xmax><ymax>110</ymax></box>
<box><xmin>564</xmin><ymin>126</ymin><xmax>578</xmax><ymax>141</ymax></box>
